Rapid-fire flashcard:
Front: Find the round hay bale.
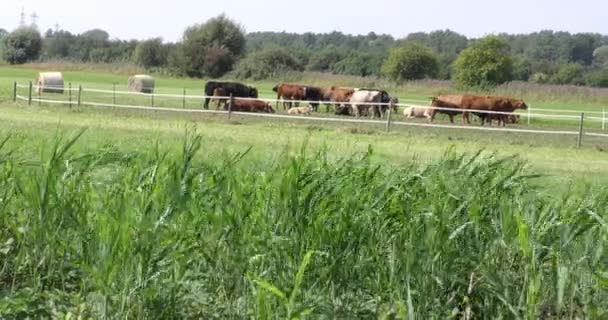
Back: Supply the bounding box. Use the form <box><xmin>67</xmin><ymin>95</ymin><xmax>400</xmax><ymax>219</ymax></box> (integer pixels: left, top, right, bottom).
<box><xmin>128</xmin><ymin>75</ymin><xmax>155</xmax><ymax>94</ymax></box>
<box><xmin>36</xmin><ymin>72</ymin><xmax>64</xmax><ymax>94</ymax></box>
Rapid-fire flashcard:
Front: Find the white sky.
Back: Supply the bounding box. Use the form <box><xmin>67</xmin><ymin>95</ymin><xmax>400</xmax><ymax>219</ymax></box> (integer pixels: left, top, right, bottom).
<box><xmin>1</xmin><ymin>0</ymin><xmax>606</xmax><ymax>41</ymax></box>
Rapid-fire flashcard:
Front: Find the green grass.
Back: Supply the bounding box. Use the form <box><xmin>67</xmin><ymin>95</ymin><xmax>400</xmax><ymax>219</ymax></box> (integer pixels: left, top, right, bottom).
<box><xmin>1</xmin><ymin>65</ymin><xmax>608</xmax><ymax>318</ymax></box>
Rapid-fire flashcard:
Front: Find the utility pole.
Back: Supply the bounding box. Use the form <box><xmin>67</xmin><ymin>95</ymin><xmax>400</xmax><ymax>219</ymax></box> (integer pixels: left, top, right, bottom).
<box><xmin>19</xmin><ymin>7</ymin><xmax>26</xmax><ymax>27</ymax></box>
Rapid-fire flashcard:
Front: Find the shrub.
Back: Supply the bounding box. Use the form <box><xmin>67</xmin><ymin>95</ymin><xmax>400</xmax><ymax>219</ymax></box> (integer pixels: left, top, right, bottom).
<box><xmin>453</xmin><ymin>36</ymin><xmax>513</xmax><ymax>88</ymax></box>
<box><xmin>1</xmin><ymin>27</ymin><xmax>43</xmax><ymax>64</ymax></box>
<box><xmin>381</xmin><ymin>44</ymin><xmax>440</xmax><ymax>82</ymax></box>
<box><xmin>180</xmin><ymin>15</ymin><xmax>245</xmax><ymax>77</ymax></box>
<box><xmin>585</xmin><ymin>68</ymin><xmax>608</xmax><ymax>88</ymax></box>
<box><xmin>133</xmin><ymin>38</ymin><xmax>168</xmax><ymax>69</ymax></box>
<box><xmin>550</xmin><ymin>63</ymin><xmax>585</xmax><ymax>85</ymax></box>
<box><xmin>234</xmin><ymin>48</ymin><xmax>304</xmax><ymax>80</ymax></box>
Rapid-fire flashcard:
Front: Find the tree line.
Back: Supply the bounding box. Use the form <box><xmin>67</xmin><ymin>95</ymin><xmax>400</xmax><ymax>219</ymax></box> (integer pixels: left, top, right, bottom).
<box><xmin>1</xmin><ymin>15</ymin><xmax>608</xmax><ymax>88</ymax></box>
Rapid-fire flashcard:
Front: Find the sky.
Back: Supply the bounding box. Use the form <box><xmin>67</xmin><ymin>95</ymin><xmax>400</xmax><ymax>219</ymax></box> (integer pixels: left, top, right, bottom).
<box><xmin>1</xmin><ymin>0</ymin><xmax>606</xmax><ymax>42</ymax></box>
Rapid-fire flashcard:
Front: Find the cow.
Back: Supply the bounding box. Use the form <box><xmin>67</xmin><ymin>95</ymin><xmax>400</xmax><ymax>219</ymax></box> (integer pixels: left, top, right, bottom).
<box><xmin>403</xmin><ymin>106</ymin><xmax>432</xmax><ymax>120</ymax></box>
<box><xmin>211</xmin><ymin>87</ymin><xmax>227</xmax><ymax>110</ymax></box>
<box><xmin>288</xmin><ymin>105</ymin><xmax>314</xmax><ymax>115</ymax></box>
<box><xmin>321</xmin><ymin>86</ymin><xmax>356</xmax><ymax>112</ymax></box>
<box><xmin>460</xmin><ymin>95</ymin><xmax>528</xmax><ymax>126</ymax></box>
<box><xmin>349</xmin><ymin>90</ymin><xmax>383</xmax><ymax>118</ymax></box>
<box><xmin>272</xmin><ymin>83</ymin><xmax>324</xmax><ymax>111</ymax></box>
<box><xmin>204</xmin><ymin>81</ymin><xmax>258</xmax><ymax>109</ymax></box>
<box><xmin>428</xmin><ymin>95</ymin><xmax>466</xmax><ymax>123</ymax></box>
<box><xmin>231</xmin><ymin>98</ymin><xmax>275</xmax><ymax>113</ymax></box>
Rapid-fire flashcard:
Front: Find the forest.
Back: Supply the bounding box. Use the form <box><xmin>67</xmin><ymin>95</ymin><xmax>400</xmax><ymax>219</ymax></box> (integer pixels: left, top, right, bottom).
<box><xmin>1</xmin><ymin>15</ymin><xmax>608</xmax><ymax>88</ymax></box>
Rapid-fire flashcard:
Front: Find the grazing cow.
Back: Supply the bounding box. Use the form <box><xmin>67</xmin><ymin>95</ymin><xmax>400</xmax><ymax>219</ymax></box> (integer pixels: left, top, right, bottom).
<box><xmin>403</xmin><ymin>106</ymin><xmax>432</xmax><ymax>120</ymax></box>
<box><xmin>204</xmin><ymin>81</ymin><xmax>258</xmax><ymax>109</ymax></box>
<box><xmin>321</xmin><ymin>86</ymin><xmax>356</xmax><ymax>112</ymax></box>
<box><xmin>334</xmin><ymin>104</ymin><xmax>352</xmax><ymax>116</ymax></box>
<box><xmin>231</xmin><ymin>99</ymin><xmax>275</xmax><ymax>113</ymax></box>
<box><xmin>288</xmin><ymin>105</ymin><xmax>313</xmax><ymax>115</ymax></box>
<box><xmin>349</xmin><ymin>90</ymin><xmax>383</xmax><ymax>118</ymax></box>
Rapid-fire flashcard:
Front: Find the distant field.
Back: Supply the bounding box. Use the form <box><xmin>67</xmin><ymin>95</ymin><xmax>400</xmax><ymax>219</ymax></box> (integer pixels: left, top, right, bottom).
<box><xmin>2</xmin><ymin>65</ymin><xmax>608</xmax><ymax>318</ymax></box>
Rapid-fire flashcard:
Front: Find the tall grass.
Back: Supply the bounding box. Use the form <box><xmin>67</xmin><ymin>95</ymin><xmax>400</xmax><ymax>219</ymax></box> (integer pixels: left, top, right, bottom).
<box><xmin>0</xmin><ymin>131</ymin><xmax>607</xmax><ymax>318</ymax></box>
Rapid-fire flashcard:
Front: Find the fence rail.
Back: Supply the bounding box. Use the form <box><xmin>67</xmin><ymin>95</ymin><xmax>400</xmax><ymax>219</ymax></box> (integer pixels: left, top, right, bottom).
<box><xmin>11</xmin><ymin>82</ymin><xmax>608</xmax><ymax>147</ymax></box>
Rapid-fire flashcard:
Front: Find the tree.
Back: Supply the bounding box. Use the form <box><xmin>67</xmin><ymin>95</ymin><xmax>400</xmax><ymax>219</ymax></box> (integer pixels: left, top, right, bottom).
<box><xmin>2</xmin><ymin>27</ymin><xmax>42</xmax><ymax>64</ymax></box>
<box><xmin>453</xmin><ymin>36</ymin><xmax>513</xmax><ymax>88</ymax></box>
<box><xmin>593</xmin><ymin>46</ymin><xmax>608</xmax><ymax>67</ymax></box>
<box><xmin>381</xmin><ymin>44</ymin><xmax>440</xmax><ymax>82</ymax></box>
<box><xmin>307</xmin><ymin>46</ymin><xmax>345</xmax><ymax>71</ymax></box>
<box><xmin>234</xmin><ymin>48</ymin><xmax>304</xmax><ymax>80</ymax></box>
<box><xmin>181</xmin><ymin>15</ymin><xmax>245</xmax><ymax>77</ymax></box>
<box><xmin>550</xmin><ymin>63</ymin><xmax>585</xmax><ymax>85</ymax></box>
<box><xmin>0</xmin><ymin>28</ymin><xmax>7</xmax><ymax>38</ymax></box>
<box><xmin>133</xmin><ymin>38</ymin><xmax>168</xmax><ymax>69</ymax></box>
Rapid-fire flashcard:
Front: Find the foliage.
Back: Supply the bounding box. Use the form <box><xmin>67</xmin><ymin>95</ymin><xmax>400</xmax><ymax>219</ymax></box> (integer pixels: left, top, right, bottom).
<box><xmin>1</xmin><ymin>27</ymin><xmax>43</xmax><ymax>64</ymax></box>
<box><xmin>180</xmin><ymin>15</ymin><xmax>245</xmax><ymax>77</ymax></box>
<box><xmin>234</xmin><ymin>48</ymin><xmax>304</xmax><ymax>80</ymax></box>
<box><xmin>551</xmin><ymin>63</ymin><xmax>585</xmax><ymax>85</ymax></box>
<box><xmin>453</xmin><ymin>36</ymin><xmax>513</xmax><ymax>88</ymax></box>
<box><xmin>1</xmin><ymin>131</ymin><xmax>607</xmax><ymax>318</ymax></box>
<box><xmin>381</xmin><ymin>44</ymin><xmax>440</xmax><ymax>82</ymax></box>
<box><xmin>530</xmin><ymin>72</ymin><xmax>549</xmax><ymax>84</ymax></box>
<box><xmin>307</xmin><ymin>46</ymin><xmax>345</xmax><ymax>72</ymax></box>
<box><xmin>133</xmin><ymin>38</ymin><xmax>168</xmax><ymax>69</ymax></box>
<box><xmin>585</xmin><ymin>67</ymin><xmax>608</xmax><ymax>87</ymax></box>
<box><xmin>594</xmin><ymin>45</ymin><xmax>608</xmax><ymax>67</ymax></box>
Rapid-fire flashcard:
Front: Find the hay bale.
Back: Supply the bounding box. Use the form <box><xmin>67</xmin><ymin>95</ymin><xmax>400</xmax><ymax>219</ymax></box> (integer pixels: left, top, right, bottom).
<box><xmin>128</xmin><ymin>75</ymin><xmax>155</xmax><ymax>94</ymax></box>
<box><xmin>36</xmin><ymin>72</ymin><xmax>64</xmax><ymax>94</ymax></box>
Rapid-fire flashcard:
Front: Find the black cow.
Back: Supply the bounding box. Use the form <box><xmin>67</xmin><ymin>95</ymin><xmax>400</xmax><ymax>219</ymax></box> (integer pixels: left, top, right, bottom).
<box><xmin>303</xmin><ymin>86</ymin><xmax>323</xmax><ymax>112</ymax></box>
<box><xmin>204</xmin><ymin>81</ymin><xmax>258</xmax><ymax>109</ymax></box>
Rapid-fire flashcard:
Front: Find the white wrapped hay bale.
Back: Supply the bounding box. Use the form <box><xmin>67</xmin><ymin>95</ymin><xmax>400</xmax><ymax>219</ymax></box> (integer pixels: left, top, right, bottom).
<box><xmin>128</xmin><ymin>74</ymin><xmax>155</xmax><ymax>94</ymax></box>
<box><xmin>36</xmin><ymin>72</ymin><xmax>64</xmax><ymax>94</ymax></box>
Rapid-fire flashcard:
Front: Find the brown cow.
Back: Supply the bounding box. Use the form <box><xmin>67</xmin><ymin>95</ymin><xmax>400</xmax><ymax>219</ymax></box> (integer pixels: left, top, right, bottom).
<box><xmin>211</xmin><ymin>87</ymin><xmax>228</xmax><ymax>110</ymax></box>
<box><xmin>430</xmin><ymin>95</ymin><xmax>527</xmax><ymax>126</ymax></box>
<box><xmin>429</xmin><ymin>95</ymin><xmax>465</xmax><ymax>123</ymax></box>
<box><xmin>460</xmin><ymin>95</ymin><xmax>528</xmax><ymax>126</ymax></box>
<box><xmin>231</xmin><ymin>99</ymin><xmax>275</xmax><ymax>113</ymax></box>
<box><xmin>321</xmin><ymin>86</ymin><xmax>356</xmax><ymax>112</ymax></box>
<box><xmin>273</xmin><ymin>83</ymin><xmax>307</xmax><ymax>110</ymax></box>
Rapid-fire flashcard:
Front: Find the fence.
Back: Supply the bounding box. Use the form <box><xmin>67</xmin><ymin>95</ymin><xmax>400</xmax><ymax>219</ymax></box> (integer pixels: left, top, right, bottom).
<box><xmin>11</xmin><ymin>81</ymin><xmax>608</xmax><ymax>148</ymax></box>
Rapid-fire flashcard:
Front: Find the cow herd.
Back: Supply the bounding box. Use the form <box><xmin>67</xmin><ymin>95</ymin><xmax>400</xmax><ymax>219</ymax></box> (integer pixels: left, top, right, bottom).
<box><xmin>203</xmin><ymin>81</ymin><xmax>528</xmax><ymax>127</ymax></box>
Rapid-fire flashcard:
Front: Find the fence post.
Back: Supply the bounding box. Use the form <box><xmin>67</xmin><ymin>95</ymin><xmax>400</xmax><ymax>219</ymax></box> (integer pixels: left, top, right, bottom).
<box><xmin>603</xmin><ymin>108</ymin><xmax>606</xmax><ymax>131</ymax></box>
<box><xmin>28</xmin><ymin>81</ymin><xmax>32</xmax><ymax>106</ymax></box>
<box><xmin>37</xmin><ymin>82</ymin><xmax>41</xmax><ymax>106</ymax></box>
<box><xmin>68</xmin><ymin>82</ymin><xmax>72</xmax><ymax>108</ymax></box>
<box><xmin>385</xmin><ymin>103</ymin><xmax>393</xmax><ymax>132</ymax></box>
<box><xmin>527</xmin><ymin>105</ymin><xmax>531</xmax><ymax>125</ymax></box>
<box><xmin>228</xmin><ymin>94</ymin><xmax>233</xmax><ymax>119</ymax></box>
<box><xmin>577</xmin><ymin>112</ymin><xmax>585</xmax><ymax>148</ymax></box>
<box><xmin>78</xmin><ymin>85</ymin><xmax>82</xmax><ymax>107</ymax></box>
<box><xmin>182</xmin><ymin>88</ymin><xmax>186</xmax><ymax>109</ymax></box>
<box><xmin>151</xmin><ymin>92</ymin><xmax>154</xmax><ymax>107</ymax></box>
<box><xmin>13</xmin><ymin>81</ymin><xmax>17</xmax><ymax>102</ymax></box>
<box><xmin>112</xmin><ymin>83</ymin><xmax>116</xmax><ymax>105</ymax></box>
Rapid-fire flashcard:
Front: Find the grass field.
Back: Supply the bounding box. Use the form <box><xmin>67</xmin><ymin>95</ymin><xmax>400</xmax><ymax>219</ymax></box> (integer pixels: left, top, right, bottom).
<box><xmin>1</xmin><ymin>65</ymin><xmax>608</xmax><ymax>318</ymax></box>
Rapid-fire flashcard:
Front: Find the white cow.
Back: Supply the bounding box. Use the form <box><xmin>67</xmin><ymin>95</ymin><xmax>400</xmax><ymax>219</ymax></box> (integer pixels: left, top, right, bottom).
<box><xmin>349</xmin><ymin>90</ymin><xmax>383</xmax><ymax>118</ymax></box>
<box><xmin>403</xmin><ymin>106</ymin><xmax>432</xmax><ymax>120</ymax></box>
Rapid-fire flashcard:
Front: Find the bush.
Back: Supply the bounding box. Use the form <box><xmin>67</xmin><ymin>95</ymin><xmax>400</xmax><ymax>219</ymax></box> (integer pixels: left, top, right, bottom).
<box><xmin>133</xmin><ymin>38</ymin><xmax>168</xmax><ymax>69</ymax></box>
<box><xmin>1</xmin><ymin>27</ymin><xmax>43</xmax><ymax>64</ymax></box>
<box><xmin>333</xmin><ymin>51</ymin><xmax>385</xmax><ymax>77</ymax></box>
<box><xmin>307</xmin><ymin>46</ymin><xmax>345</xmax><ymax>72</ymax></box>
<box><xmin>529</xmin><ymin>72</ymin><xmax>549</xmax><ymax>84</ymax></box>
<box><xmin>381</xmin><ymin>44</ymin><xmax>440</xmax><ymax>82</ymax></box>
<box><xmin>550</xmin><ymin>63</ymin><xmax>585</xmax><ymax>85</ymax></box>
<box><xmin>585</xmin><ymin>68</ymin><xmax>608</xmax><ymax>88</ymax></box>
<box><xmin>453</xmin><ymin>36</ymin><xmax>513</xmax><ymax>88</ymax></box>
<box><xmin>234</xmin><ymin>48</ymin><xmax>304</xmax><ymax>80</ymax></box>
<box><xmin>180</xmin><ymin>15</ymin><xmax>245</xmax><ymax>77</ymax></box>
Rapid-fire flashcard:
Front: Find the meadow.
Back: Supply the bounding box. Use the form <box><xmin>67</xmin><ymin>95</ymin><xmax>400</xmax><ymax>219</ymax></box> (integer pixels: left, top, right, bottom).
<box><xmin>1</xmin><ymin>65</ymin><xmax>608</xmax><ymax>318</ymax></box>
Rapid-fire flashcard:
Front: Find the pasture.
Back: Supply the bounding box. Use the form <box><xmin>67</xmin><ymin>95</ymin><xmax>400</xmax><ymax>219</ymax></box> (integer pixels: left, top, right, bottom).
<box><xmin>1</xmin><ymin>65</ymin><xmax>608</xmax><ymax>318</ymax></box>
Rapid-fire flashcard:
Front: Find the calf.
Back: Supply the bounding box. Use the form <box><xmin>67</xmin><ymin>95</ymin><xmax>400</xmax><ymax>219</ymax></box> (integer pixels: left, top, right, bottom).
<box><xmin>403</xmin><ymin>106</ymin><xmax>432</xmax><ymax>120</ymax></box>
<box><xmin>288</xmin><ymin>106</ymin><xmax>314</xmax><ymax>115</ymax></box>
